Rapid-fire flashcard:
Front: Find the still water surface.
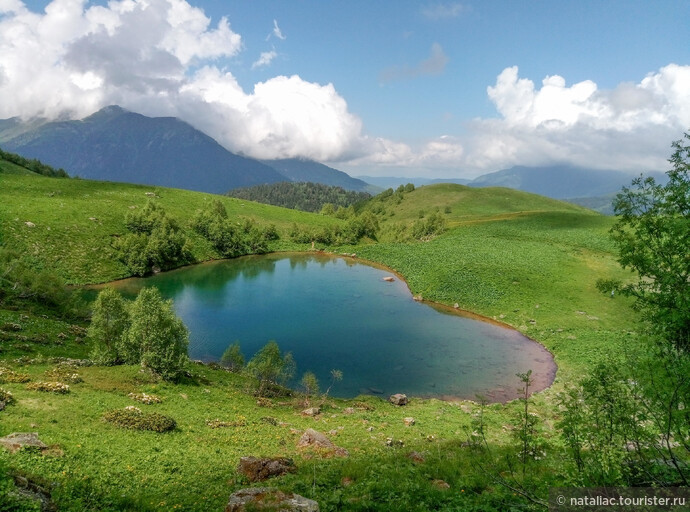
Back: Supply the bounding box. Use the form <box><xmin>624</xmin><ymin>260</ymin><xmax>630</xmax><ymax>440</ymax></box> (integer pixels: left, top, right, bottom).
<box><xmin>108</xmin><ymin>253</ymin><xmax>555</xmax><ymax>401</ymax></box>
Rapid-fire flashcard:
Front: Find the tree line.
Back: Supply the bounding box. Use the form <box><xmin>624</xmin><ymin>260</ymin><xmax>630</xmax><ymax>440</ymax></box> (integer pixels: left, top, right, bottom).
<box><xmin>227</xmin><ymin>181</ymin><xmax>371</xmax><ymax>213</ymax></box>
<box><xmin>0</xmin><ymin>147</ymin><xmax>69</xmax><ymax>178</ymax></box>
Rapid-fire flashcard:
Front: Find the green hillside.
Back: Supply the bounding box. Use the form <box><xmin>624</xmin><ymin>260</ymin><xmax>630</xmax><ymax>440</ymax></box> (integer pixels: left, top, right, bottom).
<box><xmin>0</xmin><ymin>175</ymin><xmax>648</xmax><ymax>511</ymax></box>
<box><xmin>0</xmin><ymin>154</ymin><xmax>36</xmax><ymax>175</ymax></box>
<box><xmin>0</xmin><ymin>173</ymin><xmax>339</xmax><ymax>284</ymax></box>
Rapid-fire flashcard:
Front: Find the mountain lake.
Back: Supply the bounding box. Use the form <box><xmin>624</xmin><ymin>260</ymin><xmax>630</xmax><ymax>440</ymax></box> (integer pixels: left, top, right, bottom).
<box><xmin>104</xmin><ymin>253</ymin><xmax>556</xmax><ymax>401</ymax></box>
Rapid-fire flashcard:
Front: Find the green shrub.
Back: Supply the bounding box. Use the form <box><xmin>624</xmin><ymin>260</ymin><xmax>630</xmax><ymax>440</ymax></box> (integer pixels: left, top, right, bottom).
<box><xmin>114</xmin><ymin>201</ymin><xmax>190</xmax><ymax>276</ymax></box>
<box><xmin>103</xmin><ymin>407</ymin><xmax>176</xmax><ymax>432</ymax></box>
<box><xmin>220</xmin><ymin>342</ymin><xmax>245</xmax><ymax>372</ymax></box>
<box><xmin>247</xmin><ymin>340</ymin><xmax>295</xmax><ymax>397</ymax></box>
<box><xmin>123</xmin><ymin>287</ymin><xmax>189</xmax><ymax>381</ymax></box>
<box><xmin>127</xmin><ymin>392</ymin><xmax>162</xmax><ymax>404</ymax></box>
<box><xmin>88</xmin><ymin>287</ymin><xmax>130</xmax><ymax>364</ymax></box>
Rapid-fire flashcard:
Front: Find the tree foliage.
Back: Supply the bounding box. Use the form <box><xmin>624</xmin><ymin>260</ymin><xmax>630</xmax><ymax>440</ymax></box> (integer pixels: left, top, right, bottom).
<box><xmin>611</xmin><ymin>132</ymin><xmax>690</xmax><ymax>351</ymax></box>
<box><xmin>88</xmin><ymin>287</ymin><xmax>130</xmax><ymax>365</ymax></box>
<box><xmin>0</xmin><ymin>147</ymin><xmax>69</xmax><ymax>177</ymax></box>
<box><xmin>190</xmin><ymin>199</ymin><xmax>275</xmax><ymax>258</ymax></box>
<box><xmin>114</xmin><ymin>201</ymin><xmax>191</xmax><ymax>276</ymax></box>
<box><xmin>89</xmin><ymin>287</ymin><xmax>189</xmax><ymax>381</ymax></box>
<box><xmin>227</xmin><ymin>181</ymin><xmax>371</xmax><ymax>213</ymax></box>
<box><xmin>246</xmin><ymin>340</ymin><xmax>295</xmax><ymax>397</ymax></box>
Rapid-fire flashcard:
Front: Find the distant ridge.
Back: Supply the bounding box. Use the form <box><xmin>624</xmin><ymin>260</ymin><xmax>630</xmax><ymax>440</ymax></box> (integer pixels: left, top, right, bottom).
<box><xmin>2</xmin><ymin>106</ymin><xmax>286</xmax><ymax>193</ymax></box>
<box><xmin>261</xmin><ymin>158</ymin><xmax>374</xmax><ymax>193</ymax></box>
<box><xmin>467</xmin><ymin>165</ymin><xmax>667</xmax><ymax>199</ymax></box>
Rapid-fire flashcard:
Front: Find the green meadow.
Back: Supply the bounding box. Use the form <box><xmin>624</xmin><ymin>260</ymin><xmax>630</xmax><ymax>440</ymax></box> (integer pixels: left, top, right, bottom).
<box><xmin>0</xmin><ymin>167</ymin><xmax>645</xmax><ymax>510</ymax></box>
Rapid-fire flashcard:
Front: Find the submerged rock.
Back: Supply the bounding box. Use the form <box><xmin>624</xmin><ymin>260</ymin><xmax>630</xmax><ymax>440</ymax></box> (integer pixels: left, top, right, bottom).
<box><xmin>226</xmin><ymin>487</ymin><xmax>319</xmax><ymax>511</ymax></box>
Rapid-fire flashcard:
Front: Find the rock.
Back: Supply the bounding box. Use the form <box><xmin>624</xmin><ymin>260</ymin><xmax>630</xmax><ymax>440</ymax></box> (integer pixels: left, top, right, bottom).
<box><xmin>226</xmin><ymin>487</ymin><xmax>319</xmax><ymax>512</ymax></box>
<box><xmin>403</xmin><ymin>417</ymin><xmax>415</xmax><ymax>426</ymax></box>
<box><xmin>0</xmin><ymin>433</ymin><xmax>48</xmax><ymax>453</ymax></box>
<box><xmin>343</xmin><ymin>407</ymin><xmax>355</xmax><ymax>415</ymax></box>
<box><xmin>407</xmin><ymin>451</ymin><xmax>426</xmax><ymax>464</ymax></box>
<box><xmin>389</xmin><ymin>393</ymin><xmax>408</xmax><ymax>406</ymax></box>
<box><xmin>432</xmin><ymin>479</ymin><xmax>450</xmax><ymax>490</ymax></box>
<box><xmin>237</xmin><ymin>456</ymin><xmax>296</xmax><ymax>482</ymax></box>
<box><xmin>382</xmin><ymin>276</ymin><xmax>395</xmax><ymax>282</ymax></box>
<box><xmin>453</xmin><ymin>303</ymin><xmax>459</xmax><ymax>309</ymax></box>
<box><xmin>297</xmin><ymin>428</ymin><xmax>348</xmax><ymax>457</ymax></box>
<box><xmin>0</xmin><ymin>401</ymin><xmax>5</xmax><ymax>411</ymax></box>
<box><xmin>301</xmin><ymin>407</ymin><xmax>321</xmax><ymax>417</ymax></box>
<box><xmin>24</xmin><ymin>221</ymin><xmax>35</xmax><ymax>228</ymax></box>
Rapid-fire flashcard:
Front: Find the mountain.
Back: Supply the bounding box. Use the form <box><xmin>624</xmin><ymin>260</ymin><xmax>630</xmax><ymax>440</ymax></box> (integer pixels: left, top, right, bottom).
<box><xmin>467</xmin><ymin>165</ymin><xmax>666</xmax><ymax>199</ymax></box>
<box><xmin>2</xmin><ymin>106</ymin><xmax>286</xmax><ymax>194</ymax></box>
<box><xmin>262</xmin><ymin>158</ymin><xmax>375</xmax><ymax>193</ymax></box>
<box><xmin>357</xmin><ymin>176</ymin><xmax>470</xmax><ymax>189</ymax></box>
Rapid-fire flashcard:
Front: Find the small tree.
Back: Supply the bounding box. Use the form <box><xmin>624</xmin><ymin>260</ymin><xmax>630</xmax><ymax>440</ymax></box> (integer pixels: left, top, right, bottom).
<box><xmin>221</xmin><ymin>342</ymin><xmax>245</xmax><ymax>372</ymax></box>
<box><xmin>611</xmin><ymin>132</ymin><xmax>690</xmax><ymax>351</ymax></box>
<box><xmin>247</xmin><ymin>340</ymin><xmax>295</xmax><ymax>397</ymax></box>
<box><xmin>124</xmin><ymin>287</ymin><xmax>189</xmax><ymax>381</ymax></box>
<box><xmin>88</xmin><ymin>287</ymin><xmax>130</xmax><ymax>365</ymax></box>
<box><xmin>300</xmin><ymin>371</ymin><xmax>320</xmax><ymax>406</ymax></box>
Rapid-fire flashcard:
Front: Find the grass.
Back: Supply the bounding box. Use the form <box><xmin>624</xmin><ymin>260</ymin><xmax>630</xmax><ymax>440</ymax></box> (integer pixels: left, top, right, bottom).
<box><xmin>0</xmin><ymin>172</ymin><xmax>340</xmax><ymax>284</ymax></box>
<box><xmin>0</xmin><ymin>172</ymin><xmax>645</xmax><ymax>510</ymax></box>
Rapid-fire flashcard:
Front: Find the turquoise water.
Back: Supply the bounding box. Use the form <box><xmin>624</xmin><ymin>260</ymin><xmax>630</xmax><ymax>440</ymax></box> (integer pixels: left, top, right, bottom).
<box><xmin>107</xmin><ymin>253</ymin><xmax>555</xmax><ymax>401</ymax></box>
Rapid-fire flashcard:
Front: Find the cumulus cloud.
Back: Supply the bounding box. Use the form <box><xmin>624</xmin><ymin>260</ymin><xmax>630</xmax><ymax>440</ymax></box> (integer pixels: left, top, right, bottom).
<box><xmin>460</xmin><ymin>64</ymin><xmax>690</xmax><ymax>174</ymax></box>
<box><xmin>379</xmin><ymin>43</ymin><xmax>448</xmax><ymax>83</ymax></box>
<box><xmin>0</xmin><ymin>0</ymin><xmax>363</xmax><ymax>161</ymax></box>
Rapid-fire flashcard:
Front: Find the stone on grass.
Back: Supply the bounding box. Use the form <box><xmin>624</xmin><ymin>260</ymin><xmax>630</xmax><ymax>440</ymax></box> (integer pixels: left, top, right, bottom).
<box><xmin>403</xmin><ymin>417</ymin><xmax>415</xmax><ymax>426</ymax></box>
<box><xmin>389</xmin><ymin>393</ymin><xmax>408</xmax><ymax>406</ymax></box>
<box><xmin>237</xmin><ymin>456</ymin><xmax>296</xmax><ymax>482</ymax></box>
<box><xmin>0</xmin><ymin>432</ymin><xmax>48</xmax><ymax>453</ymax></box>
<box><xmin>301</xmin><ymin>407</ymin><xmax>321</xmax><ymax>417</ymax></box>
<box><xmin>297</xmin><ymin>428</ymin><xmax>348</xmax><ymax>457</ymax></box>
<box><xmin>226</xmin><ymin>487</ymin><xmax>319</xmax><ymax>512</ymax></box>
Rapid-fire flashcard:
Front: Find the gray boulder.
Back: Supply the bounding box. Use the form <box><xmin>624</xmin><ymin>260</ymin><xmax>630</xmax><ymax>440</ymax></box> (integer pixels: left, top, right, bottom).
<box><xmin>226</xmin><ymin>487</ymin><xmax>319</xmax><ymax>511</ymax></box>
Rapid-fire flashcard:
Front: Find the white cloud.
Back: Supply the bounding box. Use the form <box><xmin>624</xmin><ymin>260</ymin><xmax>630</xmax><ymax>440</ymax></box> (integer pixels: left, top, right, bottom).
<box><xmin>463</xmin><ymin>64</ymin><xmax>690</xmax><ymax>174</ymax></box>
<box><xmin>0</xmin><ymin>0</ymin><xmax>363</xmax><ymax>161</ymax></box>
<box><xmin>421</xmin><ymin>2</ymin><xmax>467</xmax><ymax>20</ymax></box>
<box><xmin>379</xmin><ymin>42</ymin><xmax>448</xmax><ymax>83</ymax></box>
<box><xmin>271</xmin><ymin>19</ymin><xmax>285</xmax><ymax>40</ymax></box>
<box><xmin>252</xmin><ymin>49</ymin><xmax>277</xmax><ymax>69</ymax></box>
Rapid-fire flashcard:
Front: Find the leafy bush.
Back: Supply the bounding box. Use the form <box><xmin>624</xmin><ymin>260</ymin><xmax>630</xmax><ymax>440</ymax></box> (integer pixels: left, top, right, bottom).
<box><xmin>123</xmin><ymin>287</ymin><xmax>189</xmax><ymax>381</ymax></box>
<box><xmin>88</xmin><ymin>287</ymin><xmax>130</xmax><ymax>365</ymax></box>
<box><xmin>26</xmin><ymin>381</ymin><xmax>70</xmax><ymax>394</ymax></box>
<box><xmin>220</xmin><ymin>342</ymin><xmax>245</xmax><ymax>372</ymax></box>
<box><xmin>247</xmin><ymin>340</ymin><xmax>296</xmax><ymax>397</ymax></box>
<box><xmin>411</xmin><ymin>212</ymin><xmax>447</xmax><ymax>240</ymax></box>
<box><xmin>89</xmin><ymin>287</ymin><xmax>189</xmax><ymax>381</ymax></box>
<box><xmin>190</xmin><ymin>199</ymin><xmax>274</xmax><ymax>258</ymax></box>
<box><xmin>114</xmin><ymin>201</ymin><xmax>191</xmax><ymax>276</ymax></box>
<box><xmin>103</xmin><ymin>407</ymin><xmax>176</xmax><ymax>432</ymax></box>
<box><xmin>0</xmin><ymin>248</ymin><xmax>87</xmax><ymax>318</ymax></box>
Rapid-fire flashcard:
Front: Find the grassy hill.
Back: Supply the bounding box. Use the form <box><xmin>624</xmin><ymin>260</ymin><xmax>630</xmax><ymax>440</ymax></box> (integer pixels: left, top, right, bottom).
<box><xmin>0</xmin><ymin>173</ymin><xmax>339</xmax><ymax>284</ymax></box>
<box><xmin>0</xmin><ymin>174</ymin><xmax>643</xmax><ymax>510</ymax></box>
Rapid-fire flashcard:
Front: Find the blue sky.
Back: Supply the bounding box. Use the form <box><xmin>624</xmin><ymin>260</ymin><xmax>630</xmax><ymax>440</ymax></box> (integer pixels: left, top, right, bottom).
<box><xmin>3</xmin><ymin>0</ymin><xmax>690</xmax><ymax>177</ymax></box>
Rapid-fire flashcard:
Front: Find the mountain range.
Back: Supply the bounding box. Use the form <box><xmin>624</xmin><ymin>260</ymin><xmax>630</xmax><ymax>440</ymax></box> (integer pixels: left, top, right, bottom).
<box><xmin>1</xmin><ymin>106</ymin><xmax>664</xmax><ymax>206</ymax></box>
<box><xmin>0</xmin><ymin>106</ymin><xmax>371</xmax><ymax>194</ymax></box>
